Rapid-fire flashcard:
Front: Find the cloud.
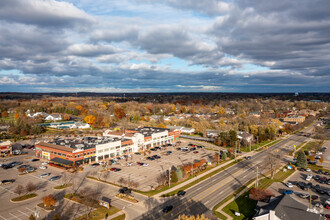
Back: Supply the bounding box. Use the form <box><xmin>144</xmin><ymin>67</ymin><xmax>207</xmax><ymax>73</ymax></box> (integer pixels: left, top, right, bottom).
<box><xmin>66</xmin><ymin>43</ymin><xmax>120</xmax><ymax>57</ymax></box>
<box><xmin>0</xmin><ymin>0</ymin><xmax>93</xmax><ymax>27</ymax></box>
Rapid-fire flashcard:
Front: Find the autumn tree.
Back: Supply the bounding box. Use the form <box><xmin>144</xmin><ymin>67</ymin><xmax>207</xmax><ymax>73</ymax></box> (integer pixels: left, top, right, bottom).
<box><xmin>14</xmin><ymin>113</ymin><xmax>20</xmax><ymax>119</ymax></box>
<box><xmin>114</xmin><ymin>107</ymin><xmax>126</xmax><ymax>119</ymax></box>
<box><xmin>249</xmin><ymin>188</ymin><xmax>274</xmax><ymax>201</ymax></box>
<box><xmin>177</xmin><ymin>214</ymin><xmax>210</xmax><ymax>220</ymax></box>
<box><xmin>1</xmin><ymin>111</ymin><xmax>9</xmax><ymax>118</ymax></box>
<box><xmin>43</xmin><ymin>194</ymin><xmax>57</xmax><ymax>207</ymax></box>
<box><xmin>170</xmin><ymin>169</ymin><xmax>178</xmax><ymax>183</ymax></box>
<box><xmin>84</xmin><ymin>115</ymin><xmax>96</xmax><ymax>125</ymax></box>
<box><xmin>63</xmin><ymin>114</ymin><xmax>71</xmax><ymax>120</ymax></box>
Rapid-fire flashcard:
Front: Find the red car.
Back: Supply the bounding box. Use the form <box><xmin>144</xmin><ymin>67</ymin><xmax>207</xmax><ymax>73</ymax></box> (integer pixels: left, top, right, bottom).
<box><xmin>325</xmin><ymin>204</ymin><xmax>330</xmax><ymax>210</ymax></box>
<box><xmin>110</xmin><ymin>168</ymin><xmax>116</xmax><ymax>171</ymax></box>
<box><xmin>193</xmin><ymin>151</ymin><xmax>199</xmax><ymax>154</ymax></box>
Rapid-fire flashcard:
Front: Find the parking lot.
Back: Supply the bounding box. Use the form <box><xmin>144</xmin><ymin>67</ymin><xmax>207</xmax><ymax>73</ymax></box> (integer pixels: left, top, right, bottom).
<box><xmin>89</xmin><ymin>139</ymin><xmax>219</xmax><ymax>191</ymax></box>
<box><xmin>268</xmin><ymin>169</ymin><xmax>330</xmax><ymax>214</ymax></box>
<box><xmin>0</xmin><ymin>149</ymin><xmax>90</xmax><ymax>220</ymax></box>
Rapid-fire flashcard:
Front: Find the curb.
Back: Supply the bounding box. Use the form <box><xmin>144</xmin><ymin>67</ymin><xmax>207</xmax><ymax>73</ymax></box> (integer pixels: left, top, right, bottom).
<box><xmin>10</xmin><ymin>194</ymin><xmax>38</xmax><ymax>203</ymax></box>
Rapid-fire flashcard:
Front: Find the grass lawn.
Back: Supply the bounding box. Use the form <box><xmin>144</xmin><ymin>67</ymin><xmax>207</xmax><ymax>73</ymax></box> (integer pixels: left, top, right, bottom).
<box><xmin>241</xmin><ymin>139</ymin><xmax>281</xmax><ymax>152</ymax></box>
<box><xmin>222</xmin><ymin>191</ymin><xmax>257</xmax><ymax>220</ymax></box>
<box><xmin>111</xmin><ymin>214</ymin><xmax>125</xmax><ymax>220</ymax></box>
<box><xmin>54</xmin><ymin>183</ymin><xmax>72</xmax><ymax>189</ymax></box>
<box><xmin>11</xmin><ymin>193</ymin><xmax>37</xmax><ymax>202</ymax></box>
<box><xmin>76</xmin><ymin>206</ymin><xmax>121</xmax><ymax>220</ymax></box>
<box><xmin>301</xmin><ymin>141</ymin><xmax>323</xmax><ymax>152</ymax></box>
<box><xmin>307</xmin><ymin>164</ymin><xmax>330</xmax><ymax>173</ymax></box>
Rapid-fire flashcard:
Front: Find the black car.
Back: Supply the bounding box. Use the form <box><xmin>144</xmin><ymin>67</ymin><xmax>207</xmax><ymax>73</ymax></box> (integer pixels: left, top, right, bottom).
<box><xmin>162</xmin><ymin>205</ymin><xmax>173</xmax><ymax>213</ymax></box>
<box><xmin>119</xmin><ymin>187</ymin><xmax>131</xmax><ymax>194</ymax></box>
<box><xmin>291</xmin><ymin>181</ymin><xmax>298</xmax><ymax>185</ymax></box>
<box><xmin>134</xmin><ymin>152</ymin><xmax>141</xmax><ymax>155</ymax></box>
<box><xmin>319</xmin><ymin>179</ymin><xmax>326</xmax><ymax>184</ymax></box>
<box><xmin>306</xmin><ymin>182</ymin><xmax>312</xmax><ymax>189</ymax></box>
<box><xmin>49</xmin><ymin>176</ymin><xmax>60</xmax><ymax>181</ymax></box>
<box><xmin>9</xmin><ymin>161</ymin><xmax>22</xmax><ymax>166</ymax></box>
<box><xmin>309</xmin><ymin>195</ymin><xmax>319</xmax><ymax>200</ymax></box>
<box><xmin>114</xmin><ymin>168</ymin><xmax>121</xmax><ymax>172</ymax></box>
<box><xmin>2</xmin><ymin>164</ymin><xmax>14</xmax><ymax>169</ymax></box>
<box><xmin>1</xmin><ymin>179</ymin><xmax>15</xmax><ymax>185</ymax></box>
<box><xmin>150</xmin><ymin>148</ymin><xmax>157</xmax><ymax>151</ymax></box>
<box><xmin>31</xmin><ymin>159</ymin><xmax>40</xmax><ymax>162</ymax></box>
<box><xmin>317</xmin><ymin>169</ymin><xmax>323</xmax><ymax>174</ymax></box>
<box><xmin>177</xmin><ymin>190</ymin><xmax>186</xmax><ymax>197</ymax></box>
<box><xmin>318</xmin><ymin>189</ymin><xmax>326</xmax><ymax>194</ymax></box>
<box><xmin>327</xmin><ymin>180</ymin><xmax>330</xmax><ymax>185</ymax></box>
<box><xmin>190</xmin><ymin>147</ymin><xmax>196</xmax><ymax>151</ymax></box>
<box><xmin>315</xmin><ymin>184</ymin><xmax>321</xmax><ymax>191</ymax></box>
<box><xmin>91</xmin><ymin>163</ymin><xmax>100</xmax><ymax>167</ymax></box>
<box><xmin>314</xmin><ymin>175</ymin><xmax>320</xmax><ymax>181</ymax></box>
<box><xmin>298</xmin><ymin>182</ymin><xmax>305</xmax><ymax>190</ymax></box>
<box><xmin>246</xmin><ymin>156</ymin><xmax>252</xmax><ymax>160</ymax></box>
<box><xmin>324</xmin><ymin>171</ymin><xmax>329</xmax><ymax>175</ymax></box>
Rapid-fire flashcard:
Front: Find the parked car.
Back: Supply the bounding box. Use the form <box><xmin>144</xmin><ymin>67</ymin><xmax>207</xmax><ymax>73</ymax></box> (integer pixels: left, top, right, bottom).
<box><xmin>41</xmin><ymin>162</ymin><xmax>49</xmax><ymax>166</ymax></box>
<box><xmin>126</xmin><ymin>163</ymin><xmax>133</xmax><ymax>166</ymax></box>
<box><xmin>143</xmin><ymin>163</ymin><xmax>149</xmax><ymax>167</ymax></box>
<box><xmin>314</xmin><ymin>175</ymin><xmax>320</xmax><ymax>181</ymax></box>
<box><xmin>325</xmin><ymin>204</ymin><xmax>330</xmax><ymax>210</ymax></box>
<box><xmin>286</xmin><ymin>182</ymin><xmax>293</xmax><ymax>188</ymax></box>
<box><xmin>110</xmin><ymin>168</ymin><xmax>117</xmax><ymax>171</ymax></box>
<box><xmin>162</xmin><ymin>205</ymin><xmax>173</xmax><ymax>213</ymax></box>
<box><xmin>91</xmin><ymin>163</ymin><xmax>100</xmax><ymax>167</ymax></box>
<box><xmin>177</xmin><ymin>190</ymin><xmax>186</xmax><ymax>197</ymax></box>
<box><xmin>25</xmin><ymin>167</ymin><xmax>36</xmax><ymax>173</ymax></box>
<box><xmin>193</xmin><ymin>151</ymin><xmax>199</xmax><ymax>154</ymax></box>
<box><xmin>317</xmin><ymin>169</ymin><xmax>323</xmax><ymax>174</ymax></box>
<box><xmin>114</xmin><ymin>168</ymin><xmax>121</xmax><ymax>172</ymax></box>
<box><xmin>49</xmin><ymin>176</ymin><xmax>60</xmax><ymax>181</ymax></box>
<box><xmin>283</xmin><ymin>190</ymin><xmax>293</xmax><ymax>195</ymax></box>
<box><xmin>167</xmin><ymin>151</ymin><xmax>172</xmax><ymax>154</ymax></box>
<box><xmin>134</xmin><ymin>152</ymin><xmax>141</xmax><ymax>155</ymax></box>
<box><xmin>309</xmin><ymin>195</ymin><xmax>319</xmax><ymax>200</ymax></box>
<box><xmin>306</xmin><ymin>174</ymin><xmax>312</xmax><ymax>181</ymax></box>
<box><xmin>1</xmin><ymin>179</ymin><xmax>15</xmax><ymax>185</ymax></box>
<box><xmin>39</xmin><ymin>165</ymin><xmax>47</xmax><ymax>170</ymax></box>
<box><xmin>299</xmin><ymin>193</ymin><xmax>309</xmax><ymax>198</ymax></box>
<box><xmin>31</xmin><ymin>159</ymin><xmax>40</xmax><ymax>162</ymax></box>
<box><xmin>40</xmin><ymin>173</ymin><xmax>51</xmax><ymax>178</ymax></box>
<box><xmin>306</xmin><ymin>168</ymin><xmax>311</xmax><ymax>172</ymax></box>
<box><xmin>119</xmin><ymin>187</ymin><xmax>131</xmax><ymax>194</ymax></box>
<box><xmin>246</xmin><ymin>156</ymin><xmax>252</xmax><ymax>160</ymax></box>
<box><xmin>298</xmin><ymin>182</ymin><xmax>306</xmax><ymax>190</ymax></box>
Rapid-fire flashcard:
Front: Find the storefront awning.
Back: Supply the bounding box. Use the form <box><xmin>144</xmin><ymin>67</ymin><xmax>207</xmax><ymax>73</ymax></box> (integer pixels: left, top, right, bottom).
<box><xmin>50</xmin><ymin>157</ymin><xmax>73</xmax><ymax>166</ymax></box>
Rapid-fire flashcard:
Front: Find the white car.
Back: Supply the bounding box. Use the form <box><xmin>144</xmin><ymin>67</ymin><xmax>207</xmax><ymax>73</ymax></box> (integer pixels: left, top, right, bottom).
<box><xmin>41</xmin><ymin>162</ymin><xmax>48</xmax><ymax>166</ymax></box>
<box><xmin>306</xmin><ymin>168</ymin><xmax>311</xmax><ymax>172</ymax></box>
<box><xmin>143</xmin><ymin>163</ymin><xmax>149</xmax><ymax>167</ymax></box>
<box><xmin>39</xmin><ymin>165</ymin><xmax>47</xmax><ymax>170</ymax></box>
<box><xmin>127</xmin><ymin>155</ymin><xmax>131</xmax><ymax>158</ymax></box>
<box><xmin>126</xmin><ymin>163</ymin><xmax>133</xmax><ymax>167</ymax></box>
<box><xmin>306</xmin><ymin>174</ymin><xmax>312</xmax><ymax>181</ymax></box>
<box><xmin>326</xmin><ymin>198</ymin><xmax>330</xmax><ymax>205</ymax></box>
<box><xmin>286</xmin><ymin>182</ymin><xmax>293</xmax><ymax>188</ymax></box>
<box><xmin>120</xmin><ymin>156</ymin><xmax>126</xmax><ymax>159</ymax></box>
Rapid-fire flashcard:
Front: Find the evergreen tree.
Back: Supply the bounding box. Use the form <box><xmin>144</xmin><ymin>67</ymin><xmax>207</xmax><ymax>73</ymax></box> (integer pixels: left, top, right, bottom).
<box><xmin>296</xmin><ymin>151</ymin><xmax>307</xmax><ymax>168</ymax></box>
<box><xmin>170</xmin><ymin>170</ymin><xmax>178</xmax><ymax>183</ymax></box>
<box><xmin>221</xmin><ymin>151</ymin><xmax>227</xmax><ymax>160</ymax></box>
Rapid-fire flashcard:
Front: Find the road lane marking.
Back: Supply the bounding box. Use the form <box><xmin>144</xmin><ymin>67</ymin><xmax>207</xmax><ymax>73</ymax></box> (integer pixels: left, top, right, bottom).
<box><xmin>204</xmin><ymin>201</ymin><xmax>210</xmax><ymax>205</ymax></box>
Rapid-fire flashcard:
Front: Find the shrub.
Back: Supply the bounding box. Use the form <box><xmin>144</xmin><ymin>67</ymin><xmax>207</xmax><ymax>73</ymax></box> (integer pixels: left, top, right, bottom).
<box><xmin>43</xmin><ymin>194</ymin><xmax>57</xmax><ymax>207</ymax></box>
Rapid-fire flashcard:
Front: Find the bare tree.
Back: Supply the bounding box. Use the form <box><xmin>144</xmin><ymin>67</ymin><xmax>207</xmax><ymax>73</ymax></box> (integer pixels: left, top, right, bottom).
<box><xmin>118</xmin><ymin>177</ymin><xmax>127</xmax><ymax>187</ymax></box>
<box><xmin>14</xmin><ymin>185</ymin><xmax>25</xmax><ymax>196</ymax></box>
<box><xmin>79</xmin><ymin>186</ymin><xmax>102</xmax><ymax>218</ymax></box>
<box><xmin>265</xmin><ymin>152</ymin><xmax>281</xmax><ymax>179</ymax></box>
<box><xmin>156</xmin><ymin>171</ymin><xmax>169</xmax><ymax>186</ymax></box>
<box><xmin>26</xmin><ymin>182</ymin><xmax>37</xmax><ymax>194</ymax></box>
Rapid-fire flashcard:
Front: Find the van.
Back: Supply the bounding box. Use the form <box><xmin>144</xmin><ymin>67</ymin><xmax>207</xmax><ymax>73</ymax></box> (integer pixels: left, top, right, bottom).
<box><xmin>306</xmin><ymin>174</ymin><xmax>312</xmax><ymax>181</ymax></box>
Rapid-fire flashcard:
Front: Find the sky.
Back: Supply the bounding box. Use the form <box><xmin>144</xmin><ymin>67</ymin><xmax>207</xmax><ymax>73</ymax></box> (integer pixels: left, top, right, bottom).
<box><xmin>0</xmin><ymin>0</ymin><xmax>329</xmax><ymax>93</ymax></box>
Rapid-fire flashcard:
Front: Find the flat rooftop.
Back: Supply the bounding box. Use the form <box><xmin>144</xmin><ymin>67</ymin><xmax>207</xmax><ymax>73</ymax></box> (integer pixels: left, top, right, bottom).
<box><xmin>45</xmin><ymin>136</ymin><xmax>127</xmax><ymax>151</ymax></box>
<box><xmin>132</xmin><ymin>127</ymin><xmax>170</xmax><ymax>137</ymax></box>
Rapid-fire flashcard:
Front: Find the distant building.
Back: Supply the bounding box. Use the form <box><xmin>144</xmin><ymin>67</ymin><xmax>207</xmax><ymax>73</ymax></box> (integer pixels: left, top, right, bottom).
<box><xmin>0</xmin><ymin>140</ymin><xmax>12</xmax><ymax>156</ymax></box>
<box><xmin>283</xmin><ymin>116</ymin><xmax>305</xmax><ymax>123</ymax></box>
<box><xmin>237</xmin><ymin>131</ymin><xmax>253</xmax><ymax>143</ymax></box>
<box><xmin>166</xmin><ymin>126</ymin><xmax>195</xmax><ymax>135</ymax></box>
<box><xmin>45</xmin><ymin>113</ymin><xmax>62</xmax><ymax>121</ymax></box>
<box><xmin>206</xmin><ymin>129</ymin><xmax>221</xmax><ymax>138</ymax></box>
<box><xmin>250</xmin><ymin>111</ymin><xmax>261</xmax><ymax>117</ymax></box>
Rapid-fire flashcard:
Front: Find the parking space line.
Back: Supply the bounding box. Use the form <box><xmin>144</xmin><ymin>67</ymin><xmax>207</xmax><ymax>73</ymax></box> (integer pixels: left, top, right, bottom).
<box><xmin>0</xmin><ymin>185</ymin><xmax>15</xmax><ymax>194</ymax></box>
<box><xmin>17</xmin><ymin>210</ymin><xmax>29</xmax><ymax>217</ymax></box>
<box><xmin>0</xmin><ymin>215</ymin><xmax>6</xmax><ymax>220</ymax></box>
<box><xmin>9</xmin><ymin>213</ymin><xmax>21</xmax><ymax>220</ymax></box>
<box><xmin>25</xmin><ymin>207</ymin><xmax>35</xmax><ymax>213</ymax></box>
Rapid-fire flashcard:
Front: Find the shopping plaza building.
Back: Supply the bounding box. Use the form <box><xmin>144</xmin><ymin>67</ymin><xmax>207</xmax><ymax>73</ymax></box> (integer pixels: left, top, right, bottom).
<box><xmin>35</xmin><ymin>127</ymin><xmax>180</xmax><ymax>167</ymax></box>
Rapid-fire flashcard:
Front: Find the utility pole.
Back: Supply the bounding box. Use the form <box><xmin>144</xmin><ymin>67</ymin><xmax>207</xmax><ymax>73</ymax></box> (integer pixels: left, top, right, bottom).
<box><xmin>249</xmin><ymin>141</ymin><xmax>251</xmax><ymax>152</ymax></box>
<box><xmin>234</xmin><ymin>141</ymin><xmax>237</xmax><ymax>161</ymax></box>
<box><xmin>168</xmin><ymin>167</ymin><xmax>171</xmax><ymax>188</ymax></box>
<box><xmin>309</xmin><ymin>187</ymin><xmax>312</xmax><ymax>210</ymax></box>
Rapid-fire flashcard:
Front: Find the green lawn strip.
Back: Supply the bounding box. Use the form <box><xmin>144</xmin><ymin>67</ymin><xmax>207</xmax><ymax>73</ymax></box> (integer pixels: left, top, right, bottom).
<box><xmin>161</xmin><ymin>159</ymin><xmax>242</xmax><ymax>197</ymax></box>
<box><xmin>111</xmin><ymin>214</ymin><xmax>125</xmax><ymax>220</ymax></box>
<box><xmin>54</xmin><ymin>183</ymin><xmax>72</xmax><ymax>189</ymax></box>
<box><xmin>11</xmin><ymin>193</ymin><xmax>37</xmax><ymax>202</ymax></box>
<box><xmin>76</xmin><ymin>207</ymin><xmax>120</xmax><ymax>220</ymax></box>
<box><xmin>301</xmin><ymin>141</ymin><xmax>324</xmax><ymax>152</ymax></box>
<box><xmin>307</xmin><ymin>164</ymin><xmax>330</xmax><ymax>173</ymax></box>
<box><xmin>222</xmin><ymin>168</ymin><xmax>295</xmax><ymax>219</ymax></box>
<box><xmin>241</xmin><ymin>139</ymin><xmax>280</xmax><ymax>152</ymax></box>
<box><xmin>288</xmin><ymin>142</ymin><xmax>306</xmax><ymax>156</ymax></box>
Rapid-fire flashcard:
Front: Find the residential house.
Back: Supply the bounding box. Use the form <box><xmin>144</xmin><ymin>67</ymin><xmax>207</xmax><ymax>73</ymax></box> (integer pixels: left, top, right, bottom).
<box><xmin>45</xmin><ymin>113</ymin><xmax>62</xmax><ymax>121</ymax></box>
<box><xmin>166</xmin><ymin>126</ymin><xmax>195</xmax><ymax>135</ymax></box>
<box><xmin>206</xmin><ymin>129</ymin><xmax>221</xmax><ymax>138</ymax></box>
<box><xmin>253</xmin><ymin>194</ymin><xmax>323</xmax><ymax>220</ymax></box>
<box><xmin>283</xmin><ymin>116</ymin><xmax>305</xmax><ymax>123</ymax></box>
<box><xmin>237</xmin><ymin>131</ymin><xmax>253</xmax><ymax>144</ymax></box>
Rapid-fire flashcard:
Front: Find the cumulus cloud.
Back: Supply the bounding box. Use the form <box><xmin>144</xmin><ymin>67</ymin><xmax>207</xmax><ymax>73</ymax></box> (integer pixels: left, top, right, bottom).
<box><xmin>0</xmin><ymin>0</ymin><xmax>329</xmax><ymax>92</ymax></box>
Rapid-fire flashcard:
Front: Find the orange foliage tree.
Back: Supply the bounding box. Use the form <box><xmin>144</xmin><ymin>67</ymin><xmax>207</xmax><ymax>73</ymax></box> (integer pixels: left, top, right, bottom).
<box><xmin>84</xmin><ymin>115</ymin><xmax>96</xmax><ymax>125</ymax></box>
<box><xmin>43</xmin><ymin>194</ymin><xmax>56</xmax><ymax>207</ymax></box>
<box><xmin>249</xmin><ymin>188</ymin><xmax>274</xmax><ymax>201</ymax></box>
<box><xmin>63</xmin><ymin>114</ymin><xmax>71</xmax><ymax>121</ymax></box>
<box><xmin>114</xmin><ymin>108</ymin><xmax>126</xmax><ymax>119</ymax></box>
<box><xmin>14</xmin><ymin>113</ymin><xmax>20</xmax><ymax>119</ymax></box>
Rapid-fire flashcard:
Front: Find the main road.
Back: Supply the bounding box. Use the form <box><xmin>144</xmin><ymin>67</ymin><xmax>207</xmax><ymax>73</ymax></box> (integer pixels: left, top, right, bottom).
<box><xmin>136</xmin><ymin>124</ymin><xmax>315</xmax><ymax>220</ymax></box>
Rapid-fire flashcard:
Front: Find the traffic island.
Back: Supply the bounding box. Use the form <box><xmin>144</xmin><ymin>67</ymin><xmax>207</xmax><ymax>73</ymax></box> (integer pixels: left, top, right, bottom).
<box><xmin>11</xmin><ymin>193</ymin><xmax>37</xmax><ymax>202</ymax></box>
<box><xmin>37</xmin><ymin>203</ymin><xmax>55</xmax><ymax>212</ymax></box>
<box><xmin>116</xmin><ymin>193</ymin><xmax>138</xmax><ymax>203</ymax></box>
<box><xmin>54</xmin><ymin>183</ymin><xmax>72</xmax><ymax>190</ymax></box>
